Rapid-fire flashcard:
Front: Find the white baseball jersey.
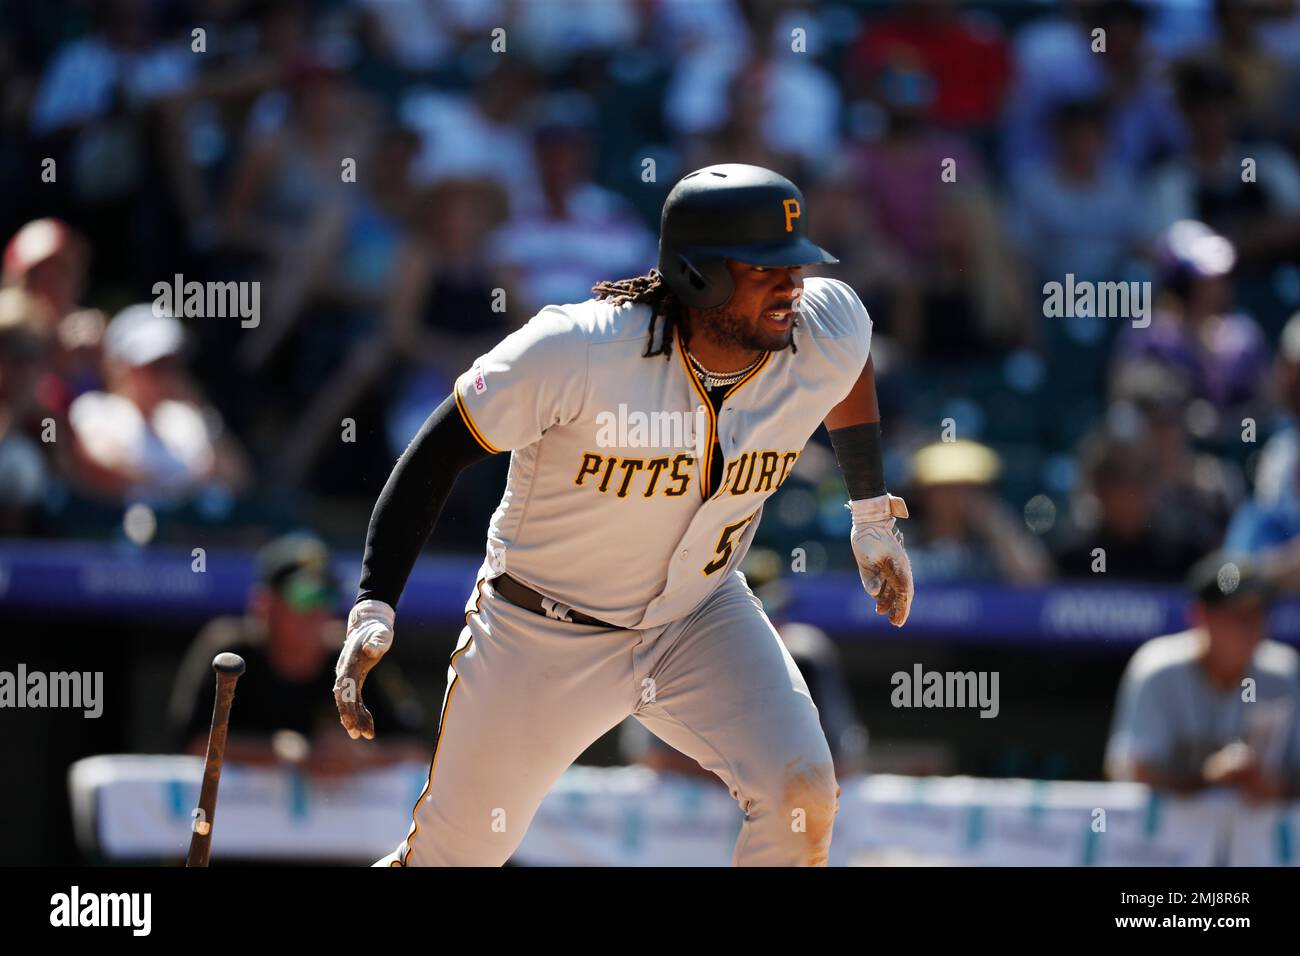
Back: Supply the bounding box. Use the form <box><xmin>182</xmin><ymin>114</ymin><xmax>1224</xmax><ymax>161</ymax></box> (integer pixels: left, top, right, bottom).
<box><xmin>452</xmin><ymin>275</ymin><xmax>872</xmax><ymax>629</ymax></box>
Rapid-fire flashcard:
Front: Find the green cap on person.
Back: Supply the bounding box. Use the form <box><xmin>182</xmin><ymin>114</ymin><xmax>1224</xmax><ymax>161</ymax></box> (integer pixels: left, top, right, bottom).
<box><xmin>256</xmin><ymin>533</ymin><xmax>339</xmax><ymax>611</ymax></box>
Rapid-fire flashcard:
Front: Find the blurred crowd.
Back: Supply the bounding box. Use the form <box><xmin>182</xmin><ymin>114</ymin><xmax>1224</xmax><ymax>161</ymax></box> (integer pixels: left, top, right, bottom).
<box><xmin>3</xmin><ymin>0</ymin><xmax>1300</xmax><ymax>586</ymax></box>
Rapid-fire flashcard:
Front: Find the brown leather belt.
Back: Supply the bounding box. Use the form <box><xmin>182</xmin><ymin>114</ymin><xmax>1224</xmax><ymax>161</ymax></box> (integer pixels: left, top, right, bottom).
<box><xmin>491</xmin><ymin>573</ymin><xmax>615</xmax><ymax>628</ymax></box>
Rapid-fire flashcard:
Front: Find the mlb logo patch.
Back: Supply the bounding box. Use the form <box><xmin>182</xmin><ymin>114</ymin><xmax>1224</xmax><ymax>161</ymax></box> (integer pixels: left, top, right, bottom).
<box><xmin>472</xmin><ymin>363</ymin><xmax>487</xmax><ymax>394</ymax></box>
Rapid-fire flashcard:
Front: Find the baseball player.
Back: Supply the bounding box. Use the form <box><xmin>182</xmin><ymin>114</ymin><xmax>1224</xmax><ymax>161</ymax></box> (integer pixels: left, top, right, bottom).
<box><xmin>335</xmin><ymin>164</ymin><xmax>914</xmax><ymax>866</ymax></box>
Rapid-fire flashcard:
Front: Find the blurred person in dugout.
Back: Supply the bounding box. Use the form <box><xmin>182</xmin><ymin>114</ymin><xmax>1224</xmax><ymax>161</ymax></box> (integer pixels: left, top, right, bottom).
<box><xmin>620</xmin><ymin>548</ymin><xmax>868</xmax><ymax>781</ymax></box>
<box><xmin>1105</xmin><ymin>553</ymin><xmax>1300</xmax><ymax>803</ymax></box>
<box><xmin>66</xmin><ymin>304</ymin><xmax>250</xmax><ymax>504</ymax></box>
<box><xmin>901</xmin><ymin>440</ymin><xmax>1052</xmax><ymax>584</ymax></box>
<box><xmin>168</xmin><ymin>533</ymin><xmax>424</xmax><ymax>776</ymax></box>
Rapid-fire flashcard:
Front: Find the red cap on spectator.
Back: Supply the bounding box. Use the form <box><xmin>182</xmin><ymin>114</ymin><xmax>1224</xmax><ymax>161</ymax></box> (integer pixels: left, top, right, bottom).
<box><xmin>3</xmin><ymin>218</ymin><xmax>73</xmax><ymax>281</ymax></box>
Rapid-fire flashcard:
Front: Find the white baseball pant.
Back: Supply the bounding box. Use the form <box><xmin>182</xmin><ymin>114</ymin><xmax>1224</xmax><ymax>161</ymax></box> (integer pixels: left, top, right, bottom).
<box><xmin>378</xmin><ymin>570</ymin><xmax>839</xmax><ymax>866</ymax></box>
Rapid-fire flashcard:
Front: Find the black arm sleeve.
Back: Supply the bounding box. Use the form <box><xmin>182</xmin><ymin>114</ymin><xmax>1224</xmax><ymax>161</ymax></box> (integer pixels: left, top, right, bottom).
<box><xmin>828</xmin><ymin>421</ymin><xmax>887</xmax><ymax>500</ymax></box>
<box><xmin>356</xmin><ymin>393</ymin><xmax>494</xmax><ymax>607</ymax></box>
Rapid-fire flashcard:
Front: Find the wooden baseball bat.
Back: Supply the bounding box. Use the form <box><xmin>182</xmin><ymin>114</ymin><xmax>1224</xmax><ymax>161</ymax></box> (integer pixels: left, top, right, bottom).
<box><xmin>186</xmin><ymin>652</ymin><xmax>245</xmax><ymax>867</ymax></box>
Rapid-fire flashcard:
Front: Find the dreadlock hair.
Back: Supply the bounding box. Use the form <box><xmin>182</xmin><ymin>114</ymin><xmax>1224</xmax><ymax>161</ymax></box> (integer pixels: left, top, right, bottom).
<box><xmin>591</xmin><ymin>267</ymin><xmax>800</xmax><ymax>359</ymax></box>
<box><xmin>591</xmin><ymin>269</ymin><xmax>688</xmax><ymax>359</ymax></box>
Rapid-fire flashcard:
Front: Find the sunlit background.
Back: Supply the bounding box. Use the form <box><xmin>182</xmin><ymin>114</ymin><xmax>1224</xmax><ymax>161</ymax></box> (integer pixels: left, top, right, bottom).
<box><xmin>3</xmin><ymin>0</ymin><xmax>1300</xmax><ymax>865</ymax></box>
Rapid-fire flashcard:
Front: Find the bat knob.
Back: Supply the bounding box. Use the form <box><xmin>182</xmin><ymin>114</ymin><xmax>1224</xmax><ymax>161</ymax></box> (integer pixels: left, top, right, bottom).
<box><xmin>213</xmin><ymin>652</ymin><xmax>246</xmax><ymax>676</ymax></box>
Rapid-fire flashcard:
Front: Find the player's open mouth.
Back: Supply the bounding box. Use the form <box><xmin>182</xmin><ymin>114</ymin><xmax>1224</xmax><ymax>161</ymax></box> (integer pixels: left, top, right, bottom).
<box><xmin>763</xmin><ymin>310</ymin><xmax>793</xmax><ymax>329</ymax></box>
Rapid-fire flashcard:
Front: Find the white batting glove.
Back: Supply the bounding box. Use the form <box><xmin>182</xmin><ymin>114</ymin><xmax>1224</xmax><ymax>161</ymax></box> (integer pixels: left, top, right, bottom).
<box><xmin>334</xmin><ymin>599</ymin><xmax>395</xmax><ymax>740</ymax></box>
<box><xmin>849</xmin><ymin>494</ymin><xmax>914</xmax><ymax>628</ymax></box>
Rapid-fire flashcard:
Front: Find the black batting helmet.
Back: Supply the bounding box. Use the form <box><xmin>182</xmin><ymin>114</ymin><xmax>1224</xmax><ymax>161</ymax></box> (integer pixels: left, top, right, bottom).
<box><xmin>656</xmin><ymin>164</ymin><xmax>838</xmax><ymax>310</ymax></box>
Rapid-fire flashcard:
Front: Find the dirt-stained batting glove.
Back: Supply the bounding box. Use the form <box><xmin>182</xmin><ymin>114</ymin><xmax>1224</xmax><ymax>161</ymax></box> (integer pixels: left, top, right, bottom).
<box><xmin>849</xmin><ymin>494</ymin><xmax>914</xmax><ymax>627</ymax></box>
<box><xmin>334</xmin><ymin>599</ymin><xmax>395</xmax><ymax>740</ymax></box>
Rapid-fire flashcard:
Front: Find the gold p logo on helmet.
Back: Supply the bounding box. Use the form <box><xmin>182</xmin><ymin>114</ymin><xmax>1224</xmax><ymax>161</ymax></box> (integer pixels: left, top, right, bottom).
<box><xmin>783</xmin><ymin>198</ymin><xmax>801</xmax><ymax>233</ymax></box>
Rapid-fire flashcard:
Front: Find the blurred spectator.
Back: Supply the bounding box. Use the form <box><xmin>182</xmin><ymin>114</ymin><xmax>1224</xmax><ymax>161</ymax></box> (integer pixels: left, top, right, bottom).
<box><xmin>1196</xmin><ymin>0</ymin><xmax>1290</xmax><ymax>137</ymax></box>
<box><xmin>66</xmin><ymin>304</ymin><xmax>250</xmax><ymax>504</ymax></box>
<box><xmin>1008</xmin><ymin>97</ymin><xmax>1146</xmax><ymax>285</ymax></box>
<box><xmin>799</xmin><ymin>156</ymin><xmax>909</xmax><ymax>324</ymax></box>
<box><xmin>2</xmin><ymin>217</ymin><xmax>104</xmax><ymax>412</ymax></box>
<box><xmin>1105</xmin><ymin>552</ymin><xmax>1300</xmax><ymax>803</ymax></box>
<box><xmin>1108</xmin><ymin>359</ymin><xmax>1241</xmax><ymax>548</ymax></box>
<box><xmin>851</xmin><ymin>56</ymin><xmax>985</xmax><ymax>267</ymax></box>
<box><xmin>273</xmin><ymin>174</ymin><xmax>512</xmax><ymax>485</ymax></box>
<box><xmin>903</xmin><ymin>440</ymin><xmax>1053</xmax><ymax>584</ymax></box>
<box><xmin>355</xmin><ymin>0</ymin><xmax>502</xmax><ymax>76</ymax></box>
<box><xmin>1054</xmin><ymin>419</ymin><xmax>1207</xmax><ymax>582</ymax></box>
<box><xmin>686</xmin><ymin>48</ymin><xmax>837</xmax><ymax>183</ymax></box>
<box><xmin>1116</xmin><ymin>220</ymin><xmax>1269</xmax><ymax>420</ymax></box>
<box><xmin>846</xmin><ymin>0</ymin><xmax>1011</xmax><ymax>132</ymax></box>
<box><xmin>1</xmin><ymin>0</ymin><xmax>1295</xmax><ymax>590</ymax></box>
<box><xmin>659</xmin><ymin>0</ymin><xmax>755</xmax><ymax>142</ymax></box>
<box><xmin>0</xmin><ymin>289</ymin><xmax>52</xmax><ymax>532</ymax></box>
<box><xmin>27</xmin><ymin>0</ymin><xmax>201</xmax><ymax>287</ymax></box>
<box><xmin>684</xmin><ymin>55</ymin><xmax>808</xmax><ymax>181</ymax></box>
<box><xmin>512</xmin><ymin>0</ymin><xmax>640</xmax><ymax>68</ymax></box>
<box><xmin>890</xmin><ymin>185</ymin><xmax>1030</xmax><ymax>362</ymax></box>
<box><xmin>401</xmin><ymin>58</ymin><xmax>541</xmax><ymax>214</ymax></box>
<box><xmin>387</xmin><ymin>176</ymin><xmax>515</xmax><ymax>377</ymax></box>
<box><xmin>1145</xmin><ymin>60</ymin><xmax>1300</xmax><ymax>266</ymax></box>
<box><xmin>1002</xmin><ymin>0</ymin><xmax>1186</xmax><ymax>176</ymax></box>
<box><xmin>848</xmin><ymin>56</ymin><xmax>1028</xmax><ymax>360</ymax></box>
<box><xmin>1257</xmin><ymin>0</ymin><xmax>1300</xmax><ymax>65</ymax></box>
<box><xmin>678</xmin><ymin>16</ymin><xmax>842</xmax><ymax>179</ymax></box>
<box><xmin>487</xmin><ymin>94</ymin><xmax>656</xmax><ymax>317</ymax></box>
<box><xmin>894</xmin><ymin>187</ymin><xmax>1024</xmax><ymax>361</ymax></box>
<box><xmin>1001</xmin><ymin>0</ymin><xmax>1106</xmax><ymax>170</ymax></box>
<box><xmin>167</xmin><ymin>533</ymin><xmax>424</xmax><ymax>775</ymax></box>
<box><xmin>1227</xmin><ymin>311</ymin><xmax>1300</xmax><ymax>562</ymax></box>
<box><xmin>28</xmin><ymin>0</ymin><xmax>193</xmax><ymax>140</ymax></box>
<box><xmin>750</xmin><ymin>9</ymin><xmax>843</xmax><ymax>171</ymax></box>
<box><xmin>1003</xmin><ymin>0</ymin><xmax>1101</xmax><ymax>98</ymax></box>
<box><xmin>222</xmin><ymin>58</ymin><xmax>379</xmax><ymax>373</ymax></box>
<box><xmin>328</xmin><ymin>121</ymin><xmax>423</xmax><ymax>318</ymax></box>
<box><xmin>2</xmin><ymin>217</ymin><xmax>88</xmax><ymax>321</ymax></box>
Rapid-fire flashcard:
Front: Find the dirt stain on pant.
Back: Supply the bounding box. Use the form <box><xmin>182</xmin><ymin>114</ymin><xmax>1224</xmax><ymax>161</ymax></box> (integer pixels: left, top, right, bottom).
<box><xmin>781</xmin><ymin>758</ymin><xmax>839</xmax><ymax>866</ymax></box>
